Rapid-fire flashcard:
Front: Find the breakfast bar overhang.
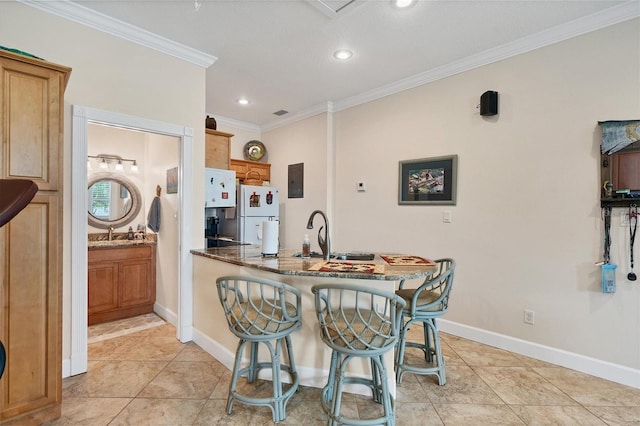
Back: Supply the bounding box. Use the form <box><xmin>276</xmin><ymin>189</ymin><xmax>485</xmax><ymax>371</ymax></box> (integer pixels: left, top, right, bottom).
<box><xmin>191</xmin><ymin>245</ymin><xmax>436</xmax><ymax>394</ymax></box>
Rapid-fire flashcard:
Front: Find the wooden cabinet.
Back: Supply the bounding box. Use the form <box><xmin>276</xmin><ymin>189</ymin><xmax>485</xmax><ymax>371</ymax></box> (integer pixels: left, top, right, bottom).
<box><xmin>205</xmin><ymin>129</ymin><xmax>233</xmax><ymax>169</ymax></box>
<box><xmin>88</xmin><ymin>245</ymin><xmax>156</xmax><ymax>325</ymax></box>
<box><xmin>230</xmin><ymin>158</ymin><xmax>271</xmax><ymax>183</ymax></box>
<box><xmin>0</xmin><ymin>50</ymin><xmax>70</xmax><ymax>424</ymax></box>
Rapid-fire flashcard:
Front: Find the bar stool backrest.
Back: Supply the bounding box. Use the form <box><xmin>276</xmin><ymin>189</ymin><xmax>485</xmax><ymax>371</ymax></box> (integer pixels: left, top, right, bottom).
<box><xmin>217</xmin><ymin>275</ymin><xmax>302</xmax><ymax>341</ymax></box>
<box><xmin>312</xmin><ymin>284</ymin><xmax>406</xmax><ymax>357</ymax></box>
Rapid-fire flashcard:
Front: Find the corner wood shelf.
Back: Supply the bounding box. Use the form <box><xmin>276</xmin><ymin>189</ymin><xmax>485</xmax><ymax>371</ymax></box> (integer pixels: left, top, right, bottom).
<box><xmin>601</xmin><ymin>198</ymin><xmax>640</xmax><ymax>208</ymax></box>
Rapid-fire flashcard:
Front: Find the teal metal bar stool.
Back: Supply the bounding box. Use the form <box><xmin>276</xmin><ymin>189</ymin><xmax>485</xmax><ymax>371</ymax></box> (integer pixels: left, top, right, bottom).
<box><xmin>312</xmin><ymin>284</ymin><xmax>406</xmax><ymax>426</ymax></box>
<box><xmin>394</xmin><ymin>258</ymin><xmax>455</xmax><ymax>385</ymax></box>
<box><xmin>216</xmin><ymin>275</ymin><xmax>302</xmax><ymax>422</ymax></box>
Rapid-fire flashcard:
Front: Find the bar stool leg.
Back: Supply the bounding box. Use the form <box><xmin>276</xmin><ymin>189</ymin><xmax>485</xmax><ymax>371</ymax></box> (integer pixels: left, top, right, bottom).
<box><xmin>330</xmin><ymin>353</ymin><xmax>348</xmax><ymax>426</ymax></box>
<box><xmin>372</xmin><ymin>354</ymin><xmax>395</xmax><ymax>426</ymax></box>
<box><xmin>248</xmin><ymin>341</ymin><xmax>259</xmax><ymax>383</ymax></box>
<box><xmin>227</xmin><ymin>339</ymin><xmax>248</xmax><ymax>414</ymax></box>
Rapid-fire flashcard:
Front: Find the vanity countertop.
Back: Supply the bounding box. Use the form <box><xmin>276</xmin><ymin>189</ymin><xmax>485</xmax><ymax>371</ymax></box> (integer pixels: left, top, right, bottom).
<box><xmin>88</xmin><ymin>232</ymin><xmax>156</xmax><ymax>249</ymax></box>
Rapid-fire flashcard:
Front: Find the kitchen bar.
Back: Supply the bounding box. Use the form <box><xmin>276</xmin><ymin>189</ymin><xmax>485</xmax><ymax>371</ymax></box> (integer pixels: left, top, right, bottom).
<box><xmin>190</xmin><ymin>245</ymin><xmax>436</xmax><ymax>394</ymax></box>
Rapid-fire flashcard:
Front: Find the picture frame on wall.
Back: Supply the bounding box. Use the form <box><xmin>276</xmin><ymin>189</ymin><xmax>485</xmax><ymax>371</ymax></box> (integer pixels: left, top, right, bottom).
<box><xmin>398</xmin><ymin>155</ymin><xmax>458</xmax><ymax>205</ymax></box>
<box><xmin>166</xmin><ymin>167</ymin><xmax>178</xmax><ymax>194</ymax></box>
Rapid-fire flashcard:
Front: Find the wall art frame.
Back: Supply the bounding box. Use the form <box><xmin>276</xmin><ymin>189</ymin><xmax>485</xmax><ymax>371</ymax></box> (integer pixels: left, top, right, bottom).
<box><xmin>166</xmin><ymin>167</ymin><xmax>178</xmax><ymax>194</ymax></box>
<box><xmin>398</xmin><ymin>155</ymin><xmax>458</xmax><ymax>205</ymax></box>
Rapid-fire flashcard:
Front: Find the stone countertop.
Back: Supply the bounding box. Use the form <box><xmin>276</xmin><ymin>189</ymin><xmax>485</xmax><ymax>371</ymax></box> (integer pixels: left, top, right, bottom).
<box><xmin>88</xmin><ymin>232</ymin><xmax>157</xmax><ymax>249</ymax></box>
<box><xmin>190</xmin><ymin>245</ymin><xmax>435</xmax><ymax>281</ymax></box>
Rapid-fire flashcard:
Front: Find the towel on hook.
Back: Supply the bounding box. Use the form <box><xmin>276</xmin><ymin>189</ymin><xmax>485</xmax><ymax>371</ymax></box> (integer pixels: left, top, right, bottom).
<box><xmin>147</xmin><ymin>196</ymin><xmax>161</xmax><ymax>232</ymax></box>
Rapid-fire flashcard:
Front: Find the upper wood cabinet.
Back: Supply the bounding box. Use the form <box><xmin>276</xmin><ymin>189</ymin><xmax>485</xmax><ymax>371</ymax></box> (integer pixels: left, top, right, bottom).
<box><xmin>230</xmin><ymin>158</ymin><xmax>271</xmax><ymax>183</ymax></box>
<box><xmin>205</xmin><ymin>129</ymin><xmax>233</xmax><ymax>169</ymax></box>
<box><xmin>0</xmin><ymin>49</ymin><xmax>70</xmax><ymax>424</ymax></box>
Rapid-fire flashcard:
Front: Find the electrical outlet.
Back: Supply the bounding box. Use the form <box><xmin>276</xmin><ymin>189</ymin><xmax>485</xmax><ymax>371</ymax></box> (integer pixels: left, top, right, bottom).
<box><xmin>524</xmin><ymin>309</ymin><xmax>535</xmax><ymax>325</ymax></box>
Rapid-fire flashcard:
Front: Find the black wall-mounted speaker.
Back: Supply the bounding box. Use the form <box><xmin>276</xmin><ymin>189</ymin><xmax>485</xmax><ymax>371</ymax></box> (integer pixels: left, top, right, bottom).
<box><xmin>480</xmin><ymin>91</ymin><xmax>498</xmax><ymax>116</ymax></box>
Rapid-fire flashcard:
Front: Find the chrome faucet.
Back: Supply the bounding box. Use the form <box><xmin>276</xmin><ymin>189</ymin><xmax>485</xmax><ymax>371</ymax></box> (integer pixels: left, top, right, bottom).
<box><xmin>108</xmin><ymin>226</ymin><xmax>114</xmax><ymax>241</ymax></box>
<box><xmin>306</xmin><ymin>210</ymin><xmax>330</xmax><ymax>261</ymax></box>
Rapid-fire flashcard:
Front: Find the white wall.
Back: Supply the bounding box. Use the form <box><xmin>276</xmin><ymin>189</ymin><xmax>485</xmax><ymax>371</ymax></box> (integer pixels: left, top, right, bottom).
<box><xmin>329</xmin><ymin>20</ymin><xmax>637</xmax><ymax>370</ymax></box>
<box><xmin>0</xmin><ymin>1</ymin><xmax>206</xmax><ymax>361</ymax></box>
<box><xmin>145</xmin><ymin>133</ymin><xmax>180</xmax><ymax>316</ymax></box>
<box><xmin>262</xmin><ymin>113</ymin><xmax>329</xmax><ymax>249</ymax></box>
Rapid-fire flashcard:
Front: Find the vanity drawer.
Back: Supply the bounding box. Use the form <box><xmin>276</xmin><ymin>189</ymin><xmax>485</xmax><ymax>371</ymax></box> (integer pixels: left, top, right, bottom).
<box><xmin>89</xmin><ymin>245</ymin><xmax>153</xmax><ymax>263</ymax></box>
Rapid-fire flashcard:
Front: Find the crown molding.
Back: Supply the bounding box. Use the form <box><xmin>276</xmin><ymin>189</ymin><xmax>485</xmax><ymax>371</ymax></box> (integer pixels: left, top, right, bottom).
<box><xmin>260</xmin><ymin>102</ymin><xmax>331</xmax><ymax>133</ymax></box>
<box><xmin>212</xmin><ymin>115</ymin><xmax>261</xmax><ymax>134</ymax></box>
<box><xmin>331</xmin><ymin>1</ymin><xmax>639</xmax><ymax>113</ymax></box>
<box><xmin>17</xmin><ymin>0</ymin><xmax>217</xmax><ymax>68</ymax></box>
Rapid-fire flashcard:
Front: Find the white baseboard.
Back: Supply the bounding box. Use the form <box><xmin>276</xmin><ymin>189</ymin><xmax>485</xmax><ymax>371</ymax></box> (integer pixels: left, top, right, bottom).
<box><xmin>438</xmin><ymin>319</ymin><xmax>640</xmax><ymax>389</ymax></box>
<box><xmin>153</xmin><ymin>303</ymin><xmax>177</xmax><ymax>326</ymax></box>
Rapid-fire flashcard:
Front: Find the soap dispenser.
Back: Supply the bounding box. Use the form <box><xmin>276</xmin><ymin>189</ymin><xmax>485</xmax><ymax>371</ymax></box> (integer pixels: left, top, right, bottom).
<box><xmin>302</xmin><ymin>234</ymin><xmax>310</xmax><ymax>259</ymax></box>
<box><xmin>127</xmin><ymin>226</ymin><xmax>134</xmax><ymax>240</ymax></box>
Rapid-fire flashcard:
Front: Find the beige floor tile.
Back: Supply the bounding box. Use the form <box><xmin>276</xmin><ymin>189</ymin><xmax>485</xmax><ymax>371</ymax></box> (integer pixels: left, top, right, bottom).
<box><xmin>397</xmin><ymin>375</ymin><xmax>431</xmax><ymax>403</ymax></box>
<box><xmin>533</xmin><ymin>367</ymin><xmax>640</xmax><ymax>407</ymax></box>
<box><xmin>418</xmin><ymin>365</ymin><xmax>503</xmax><ymax>404</ymax></box>
<box><xmin>59</xmin><ymin>314</ymin><xmax>639</xmax><ymax>426</ymax></box>
<box><xmin>138</xmin><ymin>360</ymin><xmax>228</xmax><ymax>399</ymax></box>
<box><xmin>281</xmin><ymin>391</ymin><xmax>330</xmax><ymax>425</ymax></box>
<box><xmin>42</xmin><ymin>397</ymin><xmax>131</xmax><ymax>425</ymax></box>
<box><xmin>586</xmin><ymin>405</ymin><xmax>640</xmax><ymax>425</ymax></box>
<box><xmin>195</xmin><ymin>399</ymin><xmax>276</xmax><ymax>425</ymax></box>
<box><xmin>209</xmin><ymin>370</ymin><xmax>232</xmax><ymax>399</ymax></box>
<box><xmin>64</xmin><ymin>360</ymin><xmax>168</xmax><ymax>398</ymax></box>
<box><xmin>110</xmin><ymin>334</ymin><xmax>185</xmax><ymax>361</ymax></box>
<box><xmin>395</xmin><ymin>401</ymin><xmax>444</xmax><ymax>425</ymax></box>
<box><xmin>510</xmin><ymin>405</ymin><xmax>607</xmax><ymax>425</ymax></box>
<box><xmin>474</xmin><ymin>366</ymin><xmax>577</xmax><ymax>405</ymax></box>
<box><xmin>109</xmin><ymin>398</ymin><xmax>206</xmax><ymax>425</ymax></box>
<box><xmin>88</xmin><ymin>313</ymin><xmax>166</xmax><ymax>343</ymax></box>
<box><xmin>174</xmin><ymin>341</ymin><xmax>220</xmax><ymax>362</ymax></box>
<box><xmin>432</xmin><ymin>403</ymin><xmax>525</xmax><ymax>425</ymax></box>
<box><xmin>446</xmin><ymin>338</ymin><xmax>525</xmax><ymax>367</ymax></box>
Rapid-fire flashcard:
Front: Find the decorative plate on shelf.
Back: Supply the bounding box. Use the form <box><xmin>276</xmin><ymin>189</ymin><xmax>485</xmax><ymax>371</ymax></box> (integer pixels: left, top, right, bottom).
<box><xmin>243</xmin><ymin>140</ymin><xmax>266</xmax><ymax>161</ymax></box>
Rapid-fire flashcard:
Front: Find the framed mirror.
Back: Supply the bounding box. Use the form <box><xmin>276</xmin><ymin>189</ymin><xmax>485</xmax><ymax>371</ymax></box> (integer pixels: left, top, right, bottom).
<box><xmin>88</xmin><ymin>173</ymin><xmax>142</xmax><ymax>229</ymax></box>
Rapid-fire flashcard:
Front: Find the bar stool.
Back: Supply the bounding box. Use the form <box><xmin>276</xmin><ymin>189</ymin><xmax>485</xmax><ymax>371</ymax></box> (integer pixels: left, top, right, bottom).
<box><xmin>216</xmin><ymin>275</ymin><xmax>302</xmax><ymax>422</ymax></box>
<box><xmin>394</xmin><ymin>258</ymin><xmax>455</xmax><ymax>385</ymax></box>
<box><xmin>311</xmin><ymin>284</ymin><xmax>406</xmax><ymax>426</ymax></box>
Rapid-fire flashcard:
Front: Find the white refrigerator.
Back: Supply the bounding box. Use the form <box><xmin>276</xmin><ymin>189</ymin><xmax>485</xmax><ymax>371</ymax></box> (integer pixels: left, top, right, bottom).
<box><xmin>204</xmin><ymin>168</ymin><xmax>236</xmax><ymax>208</ymax></box>
<box><xmin>221</xmin><ymin>184</ymin><xmax>279</xmax><ymax>244</ymax></box>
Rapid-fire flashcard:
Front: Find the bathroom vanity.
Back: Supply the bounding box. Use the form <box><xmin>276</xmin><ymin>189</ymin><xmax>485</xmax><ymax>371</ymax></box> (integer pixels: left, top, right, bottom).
<box><xmin>88</xmin><ymin>239</ymin><xmax>156</xmax><ymax>325</ymax></box>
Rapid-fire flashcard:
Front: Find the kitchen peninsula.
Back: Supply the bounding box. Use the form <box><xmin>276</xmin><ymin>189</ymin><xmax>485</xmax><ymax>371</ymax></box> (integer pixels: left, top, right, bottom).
<box><xmin>191</xmin><ymin>245</ymin><xmax>436</xmax><ymax>392</ymax></box>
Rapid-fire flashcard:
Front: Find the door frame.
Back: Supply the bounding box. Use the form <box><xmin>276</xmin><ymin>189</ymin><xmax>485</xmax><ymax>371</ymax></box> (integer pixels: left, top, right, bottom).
<box><xmin>69</xmin><ymin>105</ymin><xmax>194</xmax><ymax>376</ymax></box>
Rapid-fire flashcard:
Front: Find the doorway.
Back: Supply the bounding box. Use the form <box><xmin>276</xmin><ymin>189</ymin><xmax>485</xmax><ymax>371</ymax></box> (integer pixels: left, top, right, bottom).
<box><xmin>69</xmin><ymin>106</ymin><xmax>195</xmax><ymax>377</ymax></box>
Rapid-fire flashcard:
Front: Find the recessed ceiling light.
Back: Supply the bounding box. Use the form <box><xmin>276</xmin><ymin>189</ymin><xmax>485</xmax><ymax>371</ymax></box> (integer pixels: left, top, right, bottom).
<box><xmin>237</xmin><ymin>98</ymin><xmax>249</xmax><ymax>105</ymax></box>
<box><xmin>333</xmin><ymin>49</ymin><xmax>353</xmax><ymax>60</ymax></box>
<box><xmin>394</xmin><ymin>0</ymin><xmax>415</xmax><ymax>8</ymax></box>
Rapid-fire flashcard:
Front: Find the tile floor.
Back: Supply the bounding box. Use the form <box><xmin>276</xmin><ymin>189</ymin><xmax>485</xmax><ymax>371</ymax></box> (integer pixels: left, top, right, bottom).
<box><xmin>45</xmin><ymin>316</ymin><xmax>640</xmax><ymax>425</ymax></box>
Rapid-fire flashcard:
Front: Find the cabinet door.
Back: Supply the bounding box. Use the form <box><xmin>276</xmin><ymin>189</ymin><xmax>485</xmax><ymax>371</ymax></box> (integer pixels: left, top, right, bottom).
<box><xmin>0</xmin><ymin>194</ymin><xmax>61</xmax><ymax>421</ymax></box>
<box><xmin>205</xmin><ymin>129</ymin><xmax>232</xmax><ymax>169</ymax></box>
<box><xmin>0</xmin><ymin>56</ymin><xmax>63</xmax><ymax>190</ymax></box>
<box><xmin>119</xmin><ymin>259</ymin><xmax>154</xmax><ymax>308</ymax></box>
<box><xmin>88</xmin><ymin>262</ymin><xmax>119</xmax><ymax>315</ymax></box>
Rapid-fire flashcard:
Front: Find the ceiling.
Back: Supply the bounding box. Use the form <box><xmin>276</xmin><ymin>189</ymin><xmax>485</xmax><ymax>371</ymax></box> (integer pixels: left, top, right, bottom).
<box><xmin>62</xmin><ymin>0</ymin><xmax>633</xmax><ymax>129</ymax></box>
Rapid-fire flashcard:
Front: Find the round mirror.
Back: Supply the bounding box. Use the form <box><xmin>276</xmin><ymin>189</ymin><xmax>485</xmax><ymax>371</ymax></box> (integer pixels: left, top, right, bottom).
<box><xmin>88</xmin><ymin>173</ymin><xmax>142</xmax><ymax>229</ymax></box>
